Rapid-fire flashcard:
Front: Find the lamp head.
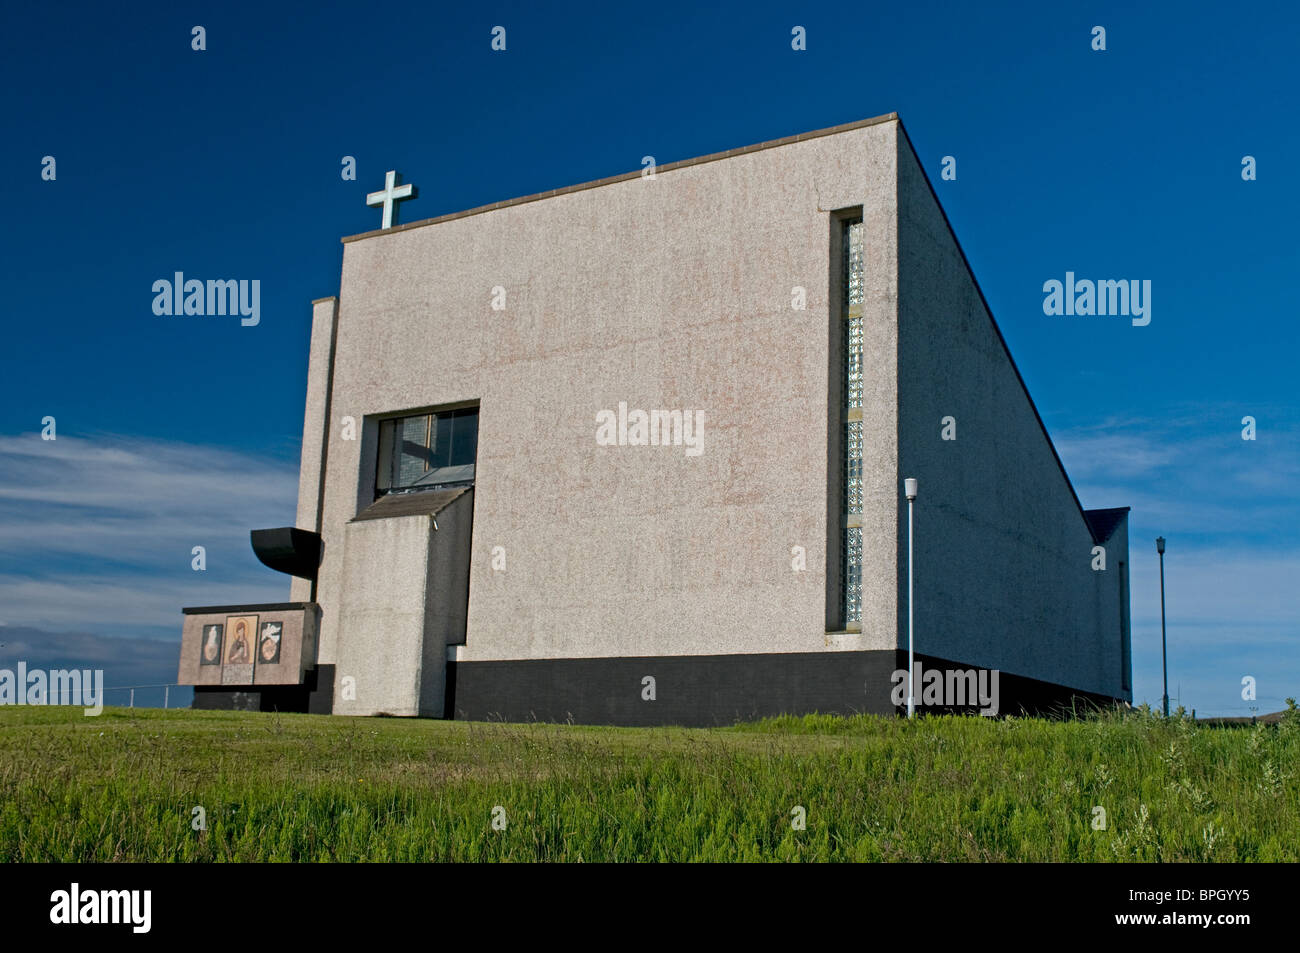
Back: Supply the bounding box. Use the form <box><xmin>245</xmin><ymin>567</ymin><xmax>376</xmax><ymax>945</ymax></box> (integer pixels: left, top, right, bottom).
<box><xmin>904</xmin><ymin>478</ymin><xmax>918</xmax><ymax>501</ymax></box>
<box><xmin>1156</xmin><ymin>536</ymin><xmax>1166</xmax><ymax>555</ymax></box>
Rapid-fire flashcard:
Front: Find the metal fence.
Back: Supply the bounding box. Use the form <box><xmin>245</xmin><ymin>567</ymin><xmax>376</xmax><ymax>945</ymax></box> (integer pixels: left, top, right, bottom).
<box><xmin>96</xmin><ymin>684</ymin><xmax>190</xmax><ymax>709</ymax></box>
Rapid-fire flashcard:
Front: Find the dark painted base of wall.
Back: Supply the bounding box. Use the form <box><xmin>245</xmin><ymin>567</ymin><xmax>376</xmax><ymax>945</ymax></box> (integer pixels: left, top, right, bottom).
<box><xmin>189</xmin><ymin>652</ymin><xmax>1124</xmax><ymax>725</ymax></box>
<box><xmin>192</xmin><ymin>686</ymin><xmax>307</xmax><ymax>712</ymax></box>
<box><xmin>899</xmin><ymin>651</ymin><xmax>1125</xmax><ymax>719</ymax></box>
<box><xmin>445</xmin><ymin>650</ymin><xmax>1127</xmax><ymax>727</ymax></box>
<box><xmin>192</xmin><ymin>665</ymin><xmax>335</xmax><ymax>714</ymax></box>
<box><xmin>307</xmin><ymin>665</ymin><xmax>335</xmax><ymax>715</ymax></box>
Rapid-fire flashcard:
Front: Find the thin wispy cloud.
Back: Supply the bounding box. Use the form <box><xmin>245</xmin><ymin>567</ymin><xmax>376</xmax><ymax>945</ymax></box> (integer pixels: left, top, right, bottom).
<box><xmin>0</xmin><ymin>574</ymin><xmax>289</xmax><ymax>634</ymax></box>
<box><xmin>0</xmin><ymin>431</ymin><xmax>298</xmax><ymax>638</ymax></box>
<box><xmin>1053</xmin><ymin>408</ymin><xmax>1300</xmax><ymax>539</ymax></box>
<box><xmin>1049</xmin><ymin>405</ymin><xmax>1299</xmax><ymax>715</ymax></box>
<box><xmin>0</xmin><ymin>433</ymin><xmax>296</xmax><ymax>561</ymax></box>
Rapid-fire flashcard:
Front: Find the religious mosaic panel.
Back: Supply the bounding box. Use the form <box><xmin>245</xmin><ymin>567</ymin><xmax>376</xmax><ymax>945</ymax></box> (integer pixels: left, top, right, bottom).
<box><xmin>257</xmin><ymin>621</ymin><xmax>283</xmax><ymax>665</ymax></box>
<box><xmin>224</xmin><ymin>615</ymin><xmax>258</xmax><ymax>665</ymax></box>
<box><xmin>179</xmin><ymin>604</ymin><xmax>319</xmax><ymax>688</ymax></box>
<box><xmin>200</xmin><ymin>624</ymin><xmax>223</xmax><ymax>666</ymax></box>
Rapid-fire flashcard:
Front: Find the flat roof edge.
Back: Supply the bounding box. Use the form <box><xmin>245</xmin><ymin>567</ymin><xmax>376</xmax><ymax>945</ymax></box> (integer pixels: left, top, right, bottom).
<box><xmin>341</xmin><ymin>112</ymin><xmax>899</xmax><ymax>244</ymax></box>
<box><xmin>183</xmin><ymin>602</ymin><xmax>316</xmax><ymax>615</ymax></box>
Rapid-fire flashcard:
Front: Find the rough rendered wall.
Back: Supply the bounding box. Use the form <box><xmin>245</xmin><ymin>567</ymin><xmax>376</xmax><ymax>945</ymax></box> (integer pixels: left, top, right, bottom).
<box><xmin>418</xmin><ymin>491</ymin><xmax>474</xmax><ymax>716</ymax></box>
<box><xmin>1100</xmin><ymin>516</ymin><xmax>1132</xmax><ymax>701</ymax></box>
<box><xmin>333</xmin><ymin>515</ymin><xmax>432</xmax><ymax>715</ymax></box>
<box><xmin>895</xmin><ymin>131</ymin><xmax>1127</xmax><ymax>699</ymax></box>
<box><xmin>314</xmin><ymin>118</ymin><xmax>901</xmax><ymax>667</ymax></box>
<box><xmin>289</xmin><ymin>296</ymin><xmax>338</xmax><ymax>606</ymax></box>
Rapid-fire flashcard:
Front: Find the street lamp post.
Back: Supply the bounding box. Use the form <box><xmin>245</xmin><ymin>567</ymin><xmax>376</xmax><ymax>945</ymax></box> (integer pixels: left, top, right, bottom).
<box><xmin>905</xmin><ymin>478</ymin><xmax>918</xmax><ymax>719</ymax></box>
<box><xmin>1157</xmin><ymin>536</ymin><xmax>1168</xmax><ymax>718</ymax></box>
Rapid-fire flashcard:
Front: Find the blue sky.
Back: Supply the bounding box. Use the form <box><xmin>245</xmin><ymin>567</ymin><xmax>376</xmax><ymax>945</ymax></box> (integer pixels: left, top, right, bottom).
<box><xmin>1</xmin><ymin>1</ymin><xmax>1295</xmax><ymax>714</ymax></box>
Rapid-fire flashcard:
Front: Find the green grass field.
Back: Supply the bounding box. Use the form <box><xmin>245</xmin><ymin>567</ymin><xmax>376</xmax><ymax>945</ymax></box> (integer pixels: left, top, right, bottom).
<box><xmin>1</xmin><ymin>705</ymin><xmax>1296</xmax><ymax>861</ymax></box>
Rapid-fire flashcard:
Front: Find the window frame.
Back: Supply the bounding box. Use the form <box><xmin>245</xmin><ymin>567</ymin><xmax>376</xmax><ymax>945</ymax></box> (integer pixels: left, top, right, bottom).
<box><xmin>374</xmin><ymin>403</ymin><xmax>480</xmax><ymax>497</ymax></box>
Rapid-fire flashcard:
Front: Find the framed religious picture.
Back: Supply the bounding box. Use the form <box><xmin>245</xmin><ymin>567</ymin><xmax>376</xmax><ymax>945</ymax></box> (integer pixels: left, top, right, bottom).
<box><xmin>257</xmin><ymin>621</ymin><xmax>282</xmax><ymax>665</ymax></box>
<box><xmin>200</xmin><ymin>624</ymin><xmax>224</xmax><ymax>666</ymax></box>
<box><xmin>224</xmin><ymin>615</ymin><xmax>258</xmax><ymax>665</ymax></box>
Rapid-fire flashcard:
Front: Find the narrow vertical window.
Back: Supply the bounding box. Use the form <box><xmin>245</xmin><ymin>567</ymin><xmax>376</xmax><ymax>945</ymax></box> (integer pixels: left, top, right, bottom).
<box><xmin>842</xmin><ymin>218</ymin><xmax>864</xmax><ymax>627</ymax></box>
<box><xmin>1119</xmin><ymin>561</ymin><xmax>1131</xmax><ymax>691</ymax></box>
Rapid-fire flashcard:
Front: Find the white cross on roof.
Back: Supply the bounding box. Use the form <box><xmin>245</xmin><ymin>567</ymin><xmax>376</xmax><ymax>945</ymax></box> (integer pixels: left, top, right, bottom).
<box><xmin>366</xmin><ymin>170</ymin><xmax>417</xmax><ymax>229</ymax></box>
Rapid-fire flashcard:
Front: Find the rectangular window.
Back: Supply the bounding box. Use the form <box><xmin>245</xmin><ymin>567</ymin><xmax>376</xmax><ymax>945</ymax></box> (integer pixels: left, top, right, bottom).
<box><xmin>1119</xmin><ymin>561</ymin><xmax>1131</xmax><ymax>691</ymax></box>
<box><xmin>376</xmin><ymin>406</ymin><xmax>478</xmax><ymax>494</ymax></box>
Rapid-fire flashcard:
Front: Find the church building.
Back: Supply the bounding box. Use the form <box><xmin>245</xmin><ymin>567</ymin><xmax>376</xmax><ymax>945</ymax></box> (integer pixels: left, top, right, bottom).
<box><xmin>177</xmin><ymin>113</ymin><xmax>1133</xmax><ymax>723</ymax></box>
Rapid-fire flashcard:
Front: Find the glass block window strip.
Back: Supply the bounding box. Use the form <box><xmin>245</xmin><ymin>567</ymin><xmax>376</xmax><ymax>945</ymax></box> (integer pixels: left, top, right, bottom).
<box><xmin>846</xmin><ymin>316</ymin><xmax>863</xmax><ymax>409</ymax></box>
<box><xmin>844</xmin><ymin>526</ymin><xmax>863</xmax><ymax>625</ymax></box>
<box><xmin>844</xmin><ymin>221</ymin><xmax>864</xmax><ymax>409</ymax></box>
<box><xmin>845</xmin><ymin>221</ymin><xmax>864</xmax><ymax>306</ymax></box>
<box><xmin>845</xmin><ymin>420</ymin><xmax>863</xmax><ymax>514</ymax></box>
<box><xmin>841</xmin><ymin>218</ymin><xmax>865</xmax><ymax>626</ymax></box>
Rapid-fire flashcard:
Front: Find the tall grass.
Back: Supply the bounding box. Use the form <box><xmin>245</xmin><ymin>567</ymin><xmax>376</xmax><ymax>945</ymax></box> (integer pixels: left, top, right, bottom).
<box><xmin>0</xmin><ymin>704</ymin><xmax>1295</xmax><ymax>861</ymax></box>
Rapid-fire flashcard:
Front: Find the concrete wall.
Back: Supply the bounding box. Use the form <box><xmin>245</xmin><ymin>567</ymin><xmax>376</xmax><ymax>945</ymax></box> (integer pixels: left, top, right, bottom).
<box><xmin>331</xmin><ymin>492</ymin><xmax>476</xmax><ymax>716</ymax></box>
<box><xmin>1097</xmin><ymin>515</ymin><xmax>1132</xmax><ymax>699</ymax></box>
<box><xmin>333</xmin><ymin>515</ymin><xmax>431</xmax><ymax>715</ymax></box>
<box><xmin>313</xmin><ymin>117</ymin><xmax>903</xmax><ymax>670</ymax></box>
<box><xmin>420</xmin><ymin>490</ymin><xmax>474</xmax><ymax>715</ymax></box>
<box><xmin>449</xmin><ymin>651</ymin><xmax>901</xmax><ymax>725</ymax></box>
<box><xmin>178</xmin><ymin>604</ymin><xmax>318</xmax><ymax>687</ymax></box>
<box><xmin>290</xmin><ymin>296</ymin><xmax>338</xmax><ymax>605</ymax></box>
<box><xmin>894</xmin><ymin>130</ymin><xmax>1128</xmax><ymax>699</ymax></box>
